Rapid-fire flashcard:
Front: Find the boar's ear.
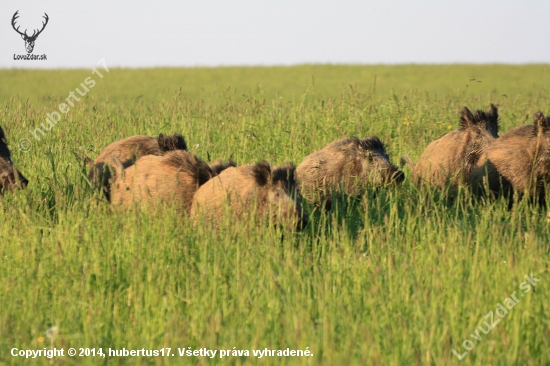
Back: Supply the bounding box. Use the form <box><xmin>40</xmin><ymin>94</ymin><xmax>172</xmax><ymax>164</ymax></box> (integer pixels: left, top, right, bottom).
<box><xmin>359</xmin><ymin>136</ymin><xmax>386</xmax><ymax>152</ymax></box>
<box><xmin>71</xmin><ymin>149</ymin><xmax>94</xmax><ymax>168</ymax></box>
<box><xmin>226</xmin><ymin>158</ymin><xmax>237</xmax><ymax>168</ymax></box>
<box><xmin>488</xmin><ymin>104</ymin><xmax>499</xmax><ymax>121</ymax></box>
<box><xmin>208</xmin><ymin>158</ymin><xmax>236</xmax><ymax>177</ymax></box>
<box><xmin>0</xmin><ymin>127</ymin><xmax>10</xmax><ymax>161</ymax></box>
<box><xmin>271</xmin><ymin>162</ymin><xmax>297</xmax><ymax>187</ymax></box>
<box><xmin>109</xmin><ymin>156</ymin><xmax>125</xmax><ymax>180</ymax></box>
<box><xmin>487</xmin><ymin>104</ymin><xmax>499</xmax><ymax>134</ymax></box>
<box><xmin>158</xmin><ymin>133</ymin><xmax>187</xmax><ymax>152</ymax></box>
<box><xmin>533</xmin><ymin>111</ymin><xmax>550</xmax><ymax>135</ymax></box>
<box><xmin>83</xmin><ymin>155</ymin><xmax>93</xmax><ymax>167</ymax></box>
<box><xmin>252</xmin><ymin>161</ymin><xmax>271</xmax><ymax>187</ymax></box>
<box><xmin>459</xmin><ymin>107</ymin><xmax>475</xmax><ymax>129</ymax></box>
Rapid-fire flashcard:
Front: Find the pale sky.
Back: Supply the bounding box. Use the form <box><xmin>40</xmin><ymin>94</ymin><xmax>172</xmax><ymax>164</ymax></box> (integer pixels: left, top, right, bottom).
<box><xmin>1</xmin><ymin>0</ymin><xmax>549</xmax><ymax>69</ymax></box>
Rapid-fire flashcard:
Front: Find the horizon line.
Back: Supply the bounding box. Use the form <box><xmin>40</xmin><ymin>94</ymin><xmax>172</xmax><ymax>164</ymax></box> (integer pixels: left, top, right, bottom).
<box><xmin>2</xmin><ymin>62</ymin><xmax>550</xmax><ymax>71</ymax></box>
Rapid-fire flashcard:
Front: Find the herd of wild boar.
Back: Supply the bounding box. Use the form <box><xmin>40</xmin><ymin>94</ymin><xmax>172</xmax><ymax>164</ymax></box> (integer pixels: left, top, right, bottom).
<box><xmin>1</xmin><ymin>104</ymin><xmax>550</xmax><ymax>229</ymax></box>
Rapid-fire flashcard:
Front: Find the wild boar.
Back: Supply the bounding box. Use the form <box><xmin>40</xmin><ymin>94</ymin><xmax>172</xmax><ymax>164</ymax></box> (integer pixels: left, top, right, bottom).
<box><xmin>190</xmin><ymin>161</ymin><xmax>307</xmax><ymax>229</ymax></box>
<box><xmin>295</xmin><ymin>136</ymin><xmax>404</xmax><ymax>207</ymax></box>
<box><xmin>87</xmin><ymin>133</ymin><xmax>187</xmax><ymax>200</ymax></box>
<box><xmin>470</xmin><ymin>111</ymin><xmax>550</xmax><ymax>205</ymax></box>
<box><xmin>0</xmin><ymin>126</ymin><xmax>28</xmax><ymax>192</ymax></box>
<box><xmin>110</xmin><ymin>150</ymin><xmax>214</xmax><ymax>213</ymax></box>
<box><xmin>401</xmin><ymin>104</ymin><xmax>499</xmax><ymax>190</ymax></box>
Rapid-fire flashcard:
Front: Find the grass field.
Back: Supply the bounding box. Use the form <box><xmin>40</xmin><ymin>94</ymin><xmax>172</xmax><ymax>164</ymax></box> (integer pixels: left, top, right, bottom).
<box><xmin>1</xmin><ymin>64</ymin><xmax>549</xmax><ymax>365</ymax></box>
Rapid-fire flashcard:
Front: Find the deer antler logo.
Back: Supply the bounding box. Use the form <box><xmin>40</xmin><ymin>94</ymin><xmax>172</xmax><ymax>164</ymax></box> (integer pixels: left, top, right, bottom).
<box><xmin>11</xmin><ymin>11</ymin><xmax>49</xmax><ymax>54</ymax></box>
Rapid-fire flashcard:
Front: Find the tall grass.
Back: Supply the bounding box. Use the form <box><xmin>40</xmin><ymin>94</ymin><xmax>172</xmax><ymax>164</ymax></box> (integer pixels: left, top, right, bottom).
<box><xmin>0</xmin><ymin>65</ymin><xmax>549</xmax><ymax>365</ymax></box>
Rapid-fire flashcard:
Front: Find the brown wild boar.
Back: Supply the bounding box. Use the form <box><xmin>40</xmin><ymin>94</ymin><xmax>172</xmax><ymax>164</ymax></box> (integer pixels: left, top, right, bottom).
<box><xmin>87</xmin><ymin>133</ymin><xmax>187</xmax><ymax>200</ymax></box>
<box><xmin>0</xmin><ymin>126</ymin><xmax>28</xmax><ymax>192</ymax></box>
<box><xmin>401</xmin><ymin>104</ymin><xmax>499</xmax><ymax>190</ymax></box>
<box><xmin>470</xmin><ymin>111</ymin><xmax>550</xmax><ymax>204</ymax></box>
<box><xmin>110</xmin><ymin>150</ymin><xmax>216</xmax><ymax>213</ymax></box>
<box><xmin>295</xmin><ymin>136</ymin><xmax>404</xmax><ymax>207</ymax></box>
<box><xmin>191</xmin><ymin>161</ymin><xmax>307</xmax><ymax>229</ymax></box>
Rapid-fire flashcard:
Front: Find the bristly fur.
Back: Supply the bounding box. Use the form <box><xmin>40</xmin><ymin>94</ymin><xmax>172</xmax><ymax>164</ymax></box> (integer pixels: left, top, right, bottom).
<box><xmin>271</xmin><ymin>162</ymin><xmax>297</xmax><ymax>189</ymax></box>
<box><xmin>209</xmin><ymin>158</ymin><xmax>237</xmax><ymax>176</ymax></box>
<box><xmin>157</xmin><ymin>133</ymin><xmax>187</xmax><ymax>152</ymax></box>
<box><xmin>357</xmin><ymin>136</ymin><xmax>386</xmax><ymax>152</ymax></box>
<box><xmin>459</xmin><ymin>104</ymin><xmax>499</xmax><ymax>137</ymax></box>
<box><xmin>164</xmin><ymin>151</ymin><xmax>212</xmax><ymax>186</ymax></box>
<box><xmin>251</xmin><ymin>161</ymin><xmax>271</xmax><ymax>187</ymax></box>
<box><xmin>0</xmin><ymin>126</ymin><xmax>5</xmax><ymax>142</ymax></box>
<box><xmin>532</xmin><ymin>111</ymin><xmax>550</xmax><ymax>137</ymax></box>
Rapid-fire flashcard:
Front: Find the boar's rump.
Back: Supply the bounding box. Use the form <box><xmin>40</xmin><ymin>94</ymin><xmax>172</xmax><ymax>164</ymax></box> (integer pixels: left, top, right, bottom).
<box><xmin>87</xmin><ymin>133</ymin><xmax>187</xmax><ymax>200</ymax></box>
<box><xmin>110</xmin><ymin>149</ymin><xmax>211</xmax><ymax>213</ymax></box>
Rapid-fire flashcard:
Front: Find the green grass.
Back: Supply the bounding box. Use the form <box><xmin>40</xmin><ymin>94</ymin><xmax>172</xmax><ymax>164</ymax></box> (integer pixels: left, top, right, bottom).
<box><xmin>1</xmin><ymin>65</ymin><xmax>549</xmax><ymax>365</ymax></box>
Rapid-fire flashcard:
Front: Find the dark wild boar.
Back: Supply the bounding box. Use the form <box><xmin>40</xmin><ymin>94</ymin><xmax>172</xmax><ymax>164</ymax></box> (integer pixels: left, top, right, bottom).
<box><xmin>295</xmin><ymin>136</ymin><xmax>404</xmax><ymax>207</ymax></box>
<box><xmin>110</xmin><ymin>150</ymin><xmax>215</xmax><ymax>213</ymax></box>
<box><xmin>470</xmin><ymin>111</ymin><xmax>550</xmax><ymax>205</ymax></box>
<box><xmin>87</xmin><ymin>133</ymin><xmax>187</xmax><ymax>200</ymax></box>
<box><xmin>191</xmin><ymin>161</ymin><xmax>307</xmax><ymax>229</ymax></box>
<box><xmin>0</xmin><ymin>126</ymin><xmax>28</xmax><ymax>192</ymax></box>
<box><xmin>401</xmin><ymin>104</ymin><xmax>499</xmax><ymax>190</ymax></box>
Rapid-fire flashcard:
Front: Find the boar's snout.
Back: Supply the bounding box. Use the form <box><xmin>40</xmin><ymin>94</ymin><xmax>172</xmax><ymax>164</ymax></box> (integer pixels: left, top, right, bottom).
<box><xmin>267</xmin><ymin>188</ymin><xmax>308</xmax><ymax>230</ymax></box>
<box><xmin>18</xmin><ymin>172</ymin><xmax>29</xmax><ymax>188</ymax></box>
<box><xmin>368</xmin><ymin>153</ymin><xmax>403</xmax><ymax>186</ymax></box>
<box><xmin>391</xmin><ymin>170</ymin><xmax>405</xmax><ymax>184</ymax></box>
<box><xmin>285</xmin><ymin>203</ymin><xmax>308</xmax><ymax>231</ymax></box>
